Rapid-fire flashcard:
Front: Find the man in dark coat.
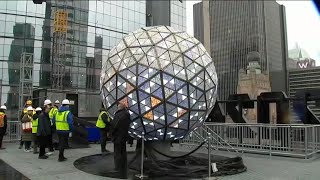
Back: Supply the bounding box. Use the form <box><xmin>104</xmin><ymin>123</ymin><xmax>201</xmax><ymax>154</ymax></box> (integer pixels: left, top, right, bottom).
<box><xmin>0</xmin><ymin>105</ymin><xmax>7</xmax><ymax>150</ymax></box>
<box><xmin>37</xmin><ymin>103</ymin><xmax>52</xmax><ymax>159</ymax></box>
<box><xmin>111</xmin><ymin>103</ymin><xmax>131</xmax><ymax>179</ymax></box>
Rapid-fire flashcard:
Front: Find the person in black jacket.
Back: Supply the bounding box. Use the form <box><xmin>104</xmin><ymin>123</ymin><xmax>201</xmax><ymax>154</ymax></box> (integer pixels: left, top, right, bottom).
<box><xmin>0</xmin><ymin>105</ymin><xmax>7</xmax><ymax>150</ymax></box>
<box><xmin>37</xmin><ymin>103</ymin><xmax>52</xmax><ymax>159</ymax></box>
<box><xmin>111</xmin><ymin>103</ymin><xmax>131</xmax><ymax>179</ymax></box>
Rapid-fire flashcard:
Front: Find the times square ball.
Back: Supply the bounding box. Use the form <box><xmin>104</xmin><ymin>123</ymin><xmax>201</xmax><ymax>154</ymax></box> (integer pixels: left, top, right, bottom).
<box><xmin>100</xmin><ymin>26</ymin><xmax>217</xmax><ymax>141</ymax></box>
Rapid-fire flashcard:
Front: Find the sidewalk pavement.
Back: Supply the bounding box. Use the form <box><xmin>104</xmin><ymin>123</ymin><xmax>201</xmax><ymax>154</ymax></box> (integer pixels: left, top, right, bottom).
<box><xmin>1</xmin><ymin>142</ymin><xmax>320</xmax><ymax>180</ymax></box>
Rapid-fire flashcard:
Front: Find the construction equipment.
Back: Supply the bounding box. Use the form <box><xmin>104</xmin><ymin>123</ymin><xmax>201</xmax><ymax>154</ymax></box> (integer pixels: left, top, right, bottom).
<box><xmin>18</xmin><ymin>52</ymin><xmax>34</xmax><ymax>120</ymax></box>
<box><xmin>52</xmin><ymin>7</ymin><xmax>68</xmax><ymax>89</ymax></box>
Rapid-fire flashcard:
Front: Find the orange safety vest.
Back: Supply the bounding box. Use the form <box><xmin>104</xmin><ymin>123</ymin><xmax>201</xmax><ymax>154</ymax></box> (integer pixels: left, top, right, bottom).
<box><xmin>0</xmin><ymin>112</ymin><xmax>5</xmax><ymax>128</ymax></box>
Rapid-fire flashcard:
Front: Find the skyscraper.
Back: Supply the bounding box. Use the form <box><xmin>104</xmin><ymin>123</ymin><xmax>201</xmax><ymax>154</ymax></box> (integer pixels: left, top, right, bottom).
<box><xmin>146</xmin><ymin>0</ymin><xmax>186</xmax><ymax>31</ymax></box>
<box><xmin>0</xmin><ymin>0</ymin><xmax>186</xmax><ymax>120</ymax></box>
<box><xmin>194</xmin><ymin>1</ymin><xmax>288</xmax><ymax>103</ymax></box>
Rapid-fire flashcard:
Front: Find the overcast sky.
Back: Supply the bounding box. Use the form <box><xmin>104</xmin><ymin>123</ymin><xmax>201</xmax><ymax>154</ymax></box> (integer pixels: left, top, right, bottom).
<box><xmin>186</xmin><ymin>1</ymin><xmax>320</xmax><ymax>65</ymax></box>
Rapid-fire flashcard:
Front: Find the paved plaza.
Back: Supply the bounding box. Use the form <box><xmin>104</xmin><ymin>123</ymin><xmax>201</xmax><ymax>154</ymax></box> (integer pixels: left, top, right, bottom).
<box><xmin>0</xmin><ymin>142</ymin><xmax>320</xmax><ymax>180</ymax></box>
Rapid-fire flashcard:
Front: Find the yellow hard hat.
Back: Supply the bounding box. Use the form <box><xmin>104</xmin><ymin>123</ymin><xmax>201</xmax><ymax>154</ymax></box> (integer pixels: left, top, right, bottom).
<box><xmin>26</xmin><ymin>100</ymin><xmax>32</xmax><ymax>105</ymax></box>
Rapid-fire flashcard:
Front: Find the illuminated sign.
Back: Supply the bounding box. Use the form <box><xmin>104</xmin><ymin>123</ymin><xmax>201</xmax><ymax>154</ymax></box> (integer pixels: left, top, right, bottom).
<box><xmin>296</xmin><ymin>59</ymin><xmax>316</xmax><ymax>69</ymax></box>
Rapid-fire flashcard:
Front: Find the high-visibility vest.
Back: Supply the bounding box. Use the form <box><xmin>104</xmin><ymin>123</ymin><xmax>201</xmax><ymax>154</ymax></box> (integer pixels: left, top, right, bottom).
<box><xmin>32</xmin><ymin>118</ymin><xmax>38</xmax><ymax>134</ymax></box>
<box><xmin>96</xmin><ymin>111</ymin><xmax>110</xmax><ymax>128</ymax></box>
<box><xmin>55</xmin><ymin>111</ymin><xmax>70</xmax><ymax>131</ymax></box>
<box><xmin>49</xmin><ymin>107</ymin><xmax>58</xmax><ymax>125</ymax></box>
<box><xmin>49</xmin><ymin>107</ymin><xmax>58</xmax><ymax>120</ymax></box>
<box><xmin>0</xmin><ymin>112</ymin><xmax>5</xmax><ymax>128</ymax></box>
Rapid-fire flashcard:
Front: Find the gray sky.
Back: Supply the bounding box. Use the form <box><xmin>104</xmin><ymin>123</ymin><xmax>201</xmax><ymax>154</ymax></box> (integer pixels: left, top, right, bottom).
<box><xmin>186</xmin><ymin>1</ymin><xmax>320</xmax><ymax>65</ymax></box>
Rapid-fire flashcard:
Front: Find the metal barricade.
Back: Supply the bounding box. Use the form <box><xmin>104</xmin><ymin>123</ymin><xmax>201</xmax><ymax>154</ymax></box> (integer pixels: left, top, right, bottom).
<box><xmin>3</xmin><ymin>121</ymin><xmax>21</xmax><ymax>142</ymax></box>
<box><xmin>180</xmin><ymin>123</ymin><xmax>320</xmax><ymax>159</ymax></box>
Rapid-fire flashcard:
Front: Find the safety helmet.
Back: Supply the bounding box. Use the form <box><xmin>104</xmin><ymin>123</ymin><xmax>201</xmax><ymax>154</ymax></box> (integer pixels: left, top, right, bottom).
<box><xmin>0</xmin><ymin>105</ymin><xmax>7</xmax><ymax>110</ymax></box>
<box><xmin>26</xmin><ymin>100</ymin><xmax>32</xmax><ymax>105</ymax></box>
<box><xmin>27</xmin><ymin>106</ymin><xmax>33</xmax><ymax>111</ymax></box>
<box><xmin>55</xmin><ymin>100</ymin><xmax>60</xmax><ymax>104</ymax></box>
<box><xmin>44</xmin><ymin>99</ymin><xmax>52</xmax><ymax>106</ymax></box>
<box><xmin>35</xmin><ymin>107</ymin><xmax>42</xmax><ymax>111</ymax></box>
<box><xmin>62</xmin><ymin>99</ymin><xmax>70</xmax><ymax>105</ymax></box>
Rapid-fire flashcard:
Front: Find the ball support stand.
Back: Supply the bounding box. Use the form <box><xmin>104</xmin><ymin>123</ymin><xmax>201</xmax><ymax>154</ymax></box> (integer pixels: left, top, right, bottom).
<box><xmin>205</xmin><ymin>133</ymin><xmax>218</xmax><ymax>180</ymax></box>
<box><xmin>135</xmin><ymin>132</ymin><xmax>148</xmax><ymax>179</ymax></box>
<box><xmin>134</xmin><ymin>132</ymin><xmax>217</xmax><ymax>180</ymax></box>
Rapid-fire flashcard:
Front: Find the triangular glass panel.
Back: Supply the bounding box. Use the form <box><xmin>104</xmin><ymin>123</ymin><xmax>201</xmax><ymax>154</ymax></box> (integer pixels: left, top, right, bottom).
<box><xmin>186</xmin><ymin>69</ymin><xmax>195</xmax><ymax>80</ymax></box>
<box><xmin>168</xmin><ymin>50</ymin><xmax>180</xmax><ymax>62</ymax></box>
<box><xmin>175</xmin><ymin>35</ymin><xmax>184</xmax><ymax>43</ymax></box>
<box><xmin>153</xmin><ymin>122</ymin><xmax>164</xmax><ymax>130</ymax></box>
<box><xmin>143</xmin><ymin>110</ymin><xmax>154</xmax><ymax>121</ymax></box>
<box><xmin>159</xmin><ymin>59</ymin><xmax>171</xmax><ymax>69</ymax></box>
<box><xmin>167</xmin><ymin>93</ymin><xmax>178</xmax><ymax>104</ymax></box>
<box><xmin>153</xmin><ymin>87</ymin><xmax>163</xmax><ymax>99</ymax></box>
<box><xmin>138</xmin><ymin>64</ymin><xmax>148</xmax><ymax>74</ymax></box>
<box><xmin>166</xmin><ymin>34</ymin><xmax>176</xmax><ymax>43</ymax></box>
<box><xmin>150</xmin><ymin>83</ymin><xmax>161</xmax><ymax>94</ymax></box>
<box><xmin>150</xmin><ymin>33</ymin><xmax>163</xmax><ymax>44</ymax></box>
<box><xmin>165</xmin><ymin>40</ymin><xmax>174</xmax><ymax>49</ymax></box>
<box><xmin>173</xmin><ymin>64</ymin><xmax>183</xmax><ymax>76</ymax></box>
<box><xmin>154</xmin><ymin>104</ymin><xmax>165</xmax><ymax>114</ymax></box>
<box><xmin>149</xmin><ymin>59</ymin><xmax>160</xmax><ymax>69</ymax></box>
<box><xmin>164</xmin><ymin>87</ymin><xmax>175</xmax><ymax>98</ymax></box>
<box><xmin>163</xmin><ymin>64</ymin><xmax>174</xmax><ymax>75</ymax></box>
<box><xmin>137</xmin><ymin>76</ymin><xmax>147</xmax><ymax>86</ymax></box>
<box><xmin>138</xmin><ymin>90</ymin><xmax>149</xmax><ymax>102</ymax></box>
<box><xmin>170</xmin><ymin>44</ymin><xmax>181</xmax><ymax>52</ymax></box>
<box><xmin>142</xmin><ymin>46</ymin><xmax>152</xmax><ymax>54</ymax></box>
<box><xmin>151</xmin><ymin>96</ymin><xmax>161</xmax><ymax>108</ymax></box>
<box><xmin>159</xmin><ymin>32</ymin><xmax>170</xmax><ymax>39</ymax></box>
<box><xmin>150</xmin><ymin>73</ymin><xmax>162</xmax><ymax>86</ymax></box>
<box><xmin>166</xmin><ymin>115</ymin><xmax>176</xmax><ymax>125</ymax></box>
<box><xmin>157</xmin><ymin>41</ymin><xmax>168</xmax><ymax>49</ymax></box>
<box><xmin>128</xmin><ymin>65</ymin><xmax>137</xmax><ymax>75</ymax></box>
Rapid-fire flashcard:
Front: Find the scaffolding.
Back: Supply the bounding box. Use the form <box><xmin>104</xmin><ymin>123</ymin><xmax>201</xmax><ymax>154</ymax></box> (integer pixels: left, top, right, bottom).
<box><xmin>51</xmin><ymin>9</ymin><xmax>68</xmax><ymax>89</ymax></box>
<box><xmin>18</xmin><ymin>53</ymin><xmax>34</xmax><ymax>120</ymax></box>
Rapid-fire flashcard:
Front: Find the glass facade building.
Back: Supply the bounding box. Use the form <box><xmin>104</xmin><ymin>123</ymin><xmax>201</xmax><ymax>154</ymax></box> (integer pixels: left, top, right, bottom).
<box><xmin>0</xmin><ymin>0</ymin><xmax>186</xmax><ymax>120</ymax></box>
<box><xmin>208</xmin><ymin>1</ymin><xmax>288</xmax><ymax>106</ymax></box>
<box><xmin>0</xmin><ymin>0</ymin><xmax>146</xmax><ymax>120</ymax></box>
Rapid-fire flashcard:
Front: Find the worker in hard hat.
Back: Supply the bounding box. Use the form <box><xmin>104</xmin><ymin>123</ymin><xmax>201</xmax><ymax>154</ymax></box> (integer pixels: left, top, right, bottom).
<box><xmin>44</xmin><ymin>99</ymin><xmax>55</xmax><ymax>153</ymax></box>
<box><xmin>0</xmin><ymin>105</ymin><xmax>7</xmax><ymax>150</ymax></box>
<box><xmin>21</xmin><ymin>106</ymin><xmax>34</xmax><ymax>152</ymax></box>
<box><xmin>49</xmin><ymin>100</ymin><xmax>60</xmax><ymax>152</ymax></box>
<box><xmin>49</xmin><ymin>100</ymin><xmax>60</xmax><ymax>120</ymax></box>
<box><xmin>52</xmin><ymin>99</ymin><xmax>73</xmax><ymax>162</ymax></box>
<box><xmin>96</xmin><ymin>107</ymin><xmax>111</xmax><ymax>155</ymax></box>
<box><xmin>19</xmin><ymin>100</ymin><xmax>34</xmax><ymax>149</ymax></box>
<box><xmin>32</xmin><ymin>107</ymin><xmax>42</xmax><ymax>154</ymax></box>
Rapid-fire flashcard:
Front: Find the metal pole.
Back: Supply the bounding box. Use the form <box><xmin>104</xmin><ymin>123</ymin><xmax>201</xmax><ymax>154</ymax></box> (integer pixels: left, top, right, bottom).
<box><xmin>269</xmin><ymin>126</ymin><xmax>272</xmax><ymax>157</ymax></box>
<box><xmin>208</xmin><ymin>132</ymin><xmax>211</xmax><ymax>178</ymax></box>
<box><xmin>141</xmin><ymin>132</ymin><xmax>145</xmax><ymax>176</ymax></box>
<box><xmin>135</xmin><ymin>132</ymin><xmax>148</xmax><ymax>179</ymax></box>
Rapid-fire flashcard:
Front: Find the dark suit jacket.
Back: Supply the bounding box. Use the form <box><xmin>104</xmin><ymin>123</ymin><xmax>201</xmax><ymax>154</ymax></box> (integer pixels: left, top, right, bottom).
<box><xmin>111</xmin><ymin>109</ymin><xmax>131</xmax><ymax>144</ymax></box>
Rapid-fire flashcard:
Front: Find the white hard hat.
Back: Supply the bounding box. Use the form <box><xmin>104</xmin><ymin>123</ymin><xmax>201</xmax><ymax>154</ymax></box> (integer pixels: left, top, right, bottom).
<box><xmin>0</xmin><ymin>105</ymin><xmax>7</xmax><ymax>110</ymax></box>
<box><xmin>35</xmin><ymin>107</ymin><xmax>42</xmax><ymax>111</ymax></box>
<box><xmin>44</xmin><ymin>99</ymin><xmax>52</xmax><ymax>106</ymax></box>
<box><xmin>62</xmin><ymin>99</ymin><xmax>70</xmax><ymax>105</ymax></box>
<box><xmin>55</xmin><ymin>100</ymin><xmax>60</xmax><ymax>104</ymax></box>
<box><xmin>27</xmin><ymin>106</ymin><xmax>33</xmax><ymax>111</ymax></box>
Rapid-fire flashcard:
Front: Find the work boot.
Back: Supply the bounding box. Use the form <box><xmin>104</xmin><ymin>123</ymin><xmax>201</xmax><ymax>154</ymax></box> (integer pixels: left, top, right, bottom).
<box><xmin>0</xmin><ymin>147</ymin><xmax>5</xmax><ymax>150</ymax></box>
<box><xmin>58</xmin><ymin>157</ymin><xmax>67</xmax><ymax>162</ymax></box>
<box><xmin>39</xmin><ymin>155</ymin><xmax>48</xmax><ymax>159</ymax></box>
